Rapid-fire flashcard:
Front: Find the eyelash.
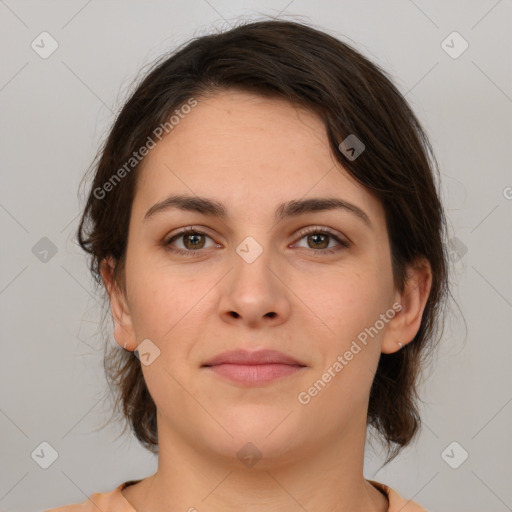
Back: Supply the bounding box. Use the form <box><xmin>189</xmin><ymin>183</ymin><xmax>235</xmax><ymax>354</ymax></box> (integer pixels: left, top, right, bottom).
<box><xmin>164</xmin><ymin>226</ymin><xmax>350</xmax><ymax>257</ymax></box>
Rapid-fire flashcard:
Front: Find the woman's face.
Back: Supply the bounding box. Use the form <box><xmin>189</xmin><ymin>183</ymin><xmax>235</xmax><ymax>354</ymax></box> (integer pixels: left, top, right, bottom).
<box><xmin>107</xmin><ymin>90</ymin><xmax>415</xmax><ymax>465</ymax></box>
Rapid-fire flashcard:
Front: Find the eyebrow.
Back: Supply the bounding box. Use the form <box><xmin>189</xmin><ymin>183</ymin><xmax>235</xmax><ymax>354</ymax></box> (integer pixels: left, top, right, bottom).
<box><xmin>143</xmin><ymin>194</ymin><xmax>372</xmax><ymax>228</ymax></box>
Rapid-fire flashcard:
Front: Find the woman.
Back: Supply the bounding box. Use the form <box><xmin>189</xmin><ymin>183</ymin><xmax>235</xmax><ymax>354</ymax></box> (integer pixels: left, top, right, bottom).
<box><xmin>47</xmin><ymin>19</ymin><xmax>448</xmax><ymax>512</ymax></box>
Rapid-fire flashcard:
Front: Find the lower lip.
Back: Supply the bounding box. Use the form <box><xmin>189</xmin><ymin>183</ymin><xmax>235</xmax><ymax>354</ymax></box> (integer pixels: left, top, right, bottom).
<box><xmin>203</xmin><ymin>363</ymin><xmax>305</xmax><ymax>385</ymax></box>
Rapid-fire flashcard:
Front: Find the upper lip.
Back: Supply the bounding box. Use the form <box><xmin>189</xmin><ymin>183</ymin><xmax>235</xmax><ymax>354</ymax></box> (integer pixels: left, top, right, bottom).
<box><xmin>202</xmin><ymin>349</ymin><xmax>306</xmax><ymax>367</ymax></box>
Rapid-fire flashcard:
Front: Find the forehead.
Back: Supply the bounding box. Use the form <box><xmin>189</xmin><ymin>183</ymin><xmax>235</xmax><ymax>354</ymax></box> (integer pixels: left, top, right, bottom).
<box><xmin>132</xmin><ymin>90</ymin><xmax>385</xmax><ymax>226</ymax></box>
<box><xmin>142</xmin><ymin>90</ymin><xmax>331</xmax><ymax>172</ymax></box>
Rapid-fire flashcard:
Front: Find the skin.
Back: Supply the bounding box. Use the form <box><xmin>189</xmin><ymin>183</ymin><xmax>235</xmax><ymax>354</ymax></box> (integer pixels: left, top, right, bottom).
<box><xmin>101</xmin><ymin>90</ymin><xmax>432</xmax><ymax>512</ymax></box>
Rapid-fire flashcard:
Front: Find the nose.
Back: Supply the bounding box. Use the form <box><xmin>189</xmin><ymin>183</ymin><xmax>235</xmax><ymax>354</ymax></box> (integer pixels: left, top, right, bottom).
<box><xmin>217</xmin><ymin>250</ymin><xmax>291</xmax><ymax>329</ymax></box>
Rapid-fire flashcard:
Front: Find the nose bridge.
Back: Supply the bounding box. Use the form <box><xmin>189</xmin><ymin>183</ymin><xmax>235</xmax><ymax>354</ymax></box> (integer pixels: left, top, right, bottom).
<box><xmin>241</xmin><ymin>239</ymin><xmax>272</xmax><ymax>275</ymax></box>
<box><xmin>231</xmin><ymin>233</ymin><xmax>277</xmax><ymax>298</ymax></box>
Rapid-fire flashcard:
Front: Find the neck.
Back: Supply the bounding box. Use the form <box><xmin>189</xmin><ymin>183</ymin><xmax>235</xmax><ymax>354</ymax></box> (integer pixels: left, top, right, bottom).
<box><xmin>124</xmin><ymin>414</ymin><xmax>388</xmax><ymax>512</ymax></box>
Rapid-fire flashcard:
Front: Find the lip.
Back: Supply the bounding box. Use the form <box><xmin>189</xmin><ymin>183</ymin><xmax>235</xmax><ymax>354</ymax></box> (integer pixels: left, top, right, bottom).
<box><xmin>202</xmin><ymin>349</ymin><xmax>306</xmax><ymax>367</ymax></box>
<box><xmin>201</xmin><ymin>349</ymin><xmax>307</xmax><ymax>386</ymax></box>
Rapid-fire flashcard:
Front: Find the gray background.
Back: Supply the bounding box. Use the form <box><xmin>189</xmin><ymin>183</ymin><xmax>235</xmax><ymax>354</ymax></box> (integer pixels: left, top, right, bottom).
<box><xmin>1</xmin><ymin>1</ymin><xmax>511</xmax><ymax>511</ymax></box>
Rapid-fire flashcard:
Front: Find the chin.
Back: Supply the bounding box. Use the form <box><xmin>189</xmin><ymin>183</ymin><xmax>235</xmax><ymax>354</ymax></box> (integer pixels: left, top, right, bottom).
<box><xmin>200</xmin><ymin>410</ymin><xmax>307</xmax><ymax>466</ymax></box>
<box><xmin>207</xmin><ymin>435</ymin><xmax>304</xmax><ymax>471</ymax></box>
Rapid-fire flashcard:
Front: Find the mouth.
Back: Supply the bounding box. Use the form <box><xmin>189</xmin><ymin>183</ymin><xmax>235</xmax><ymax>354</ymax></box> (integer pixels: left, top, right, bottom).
<box><xmin>203</xmin><ymin>363</ymin><xmax>305</xmax><ymax>385</ymax></box>
<box><xmin>201</xmin><ymin>349</ymin><xmax>307</xmax><ymax>386</ymax></box>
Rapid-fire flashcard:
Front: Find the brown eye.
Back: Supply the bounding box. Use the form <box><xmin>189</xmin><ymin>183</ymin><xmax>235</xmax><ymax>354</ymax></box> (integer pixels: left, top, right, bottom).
<box><xmin>306</xmin><ymin>233</ymin><xmax>330</xmax><ymax>249</ymax></box>
<box><xmin>294</xmin><ymin>227</ymin><xmax>350</xmax><ymax>254</ymax></box>
<box><xmin>165</xmin><ymin>228</ymin><xmax>216</xmax><ymax>255</ymax></box>
<box><xmin>182</xmin><ymin>232</ymin><xmax>206</xmax><ymax>250</ymax></box>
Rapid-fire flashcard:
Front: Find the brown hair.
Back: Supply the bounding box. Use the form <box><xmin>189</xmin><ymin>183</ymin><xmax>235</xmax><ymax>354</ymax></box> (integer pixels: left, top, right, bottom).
<box><xmin>77</xmin><ymin>19</ymin><xmax>450</xmax><ymax>464</ymax></box>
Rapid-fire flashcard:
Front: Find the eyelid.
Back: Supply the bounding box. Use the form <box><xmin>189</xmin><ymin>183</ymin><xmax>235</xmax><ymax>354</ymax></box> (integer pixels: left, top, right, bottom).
<box><xmin>293</xmin><ymin>225</ymin><xmax>350</xmax><ymax>246</ymax></box>
<box><xmin>165</xmin><ymin>226</ymin><xmax>219</xmax><ymax>247</ymax></box>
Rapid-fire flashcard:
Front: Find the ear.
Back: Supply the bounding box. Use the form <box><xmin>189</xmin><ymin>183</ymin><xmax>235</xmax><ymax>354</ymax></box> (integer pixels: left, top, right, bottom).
<box><xmin>381</xmin><ymin>257</ymin><xmax>433</xmax><ymax>354</ymax></box>
<box><xmin>100</xmin><ymin>256</ymin><xmax>137</xmax><ymax>351</ymax></box>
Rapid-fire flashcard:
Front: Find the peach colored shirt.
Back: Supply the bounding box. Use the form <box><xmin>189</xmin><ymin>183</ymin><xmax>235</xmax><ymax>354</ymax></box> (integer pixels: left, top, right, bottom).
<box><xmin>44</xmin><ymin>479</ymin><xmax>426</xmax><ymax>511</ymax></box>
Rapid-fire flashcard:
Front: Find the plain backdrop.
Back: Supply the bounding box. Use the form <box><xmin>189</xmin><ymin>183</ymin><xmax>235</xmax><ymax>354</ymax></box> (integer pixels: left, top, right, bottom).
<box><xmin>1</xmin><ymin>1</ymin><xmax>511</xmax><ymax>511</ymax></box>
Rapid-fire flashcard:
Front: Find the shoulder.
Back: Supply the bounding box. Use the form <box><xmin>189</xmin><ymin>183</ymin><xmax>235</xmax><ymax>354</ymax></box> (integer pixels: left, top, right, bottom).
<box><xmin>43</xmin><ymin>481</ymin><xmax>137</xmax><ymax>512</ymax></box>
<box><xmin>369</xmin><ymin>480</ymin><xmax>427</xmax><ymax>512</ymax></box>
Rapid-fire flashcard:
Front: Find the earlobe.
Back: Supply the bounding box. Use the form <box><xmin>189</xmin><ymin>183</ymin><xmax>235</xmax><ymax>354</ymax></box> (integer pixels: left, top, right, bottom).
<box><xmin>100</xmin><ymin>257</ymin><xmax>137</xmax><ymax>351</ymax></box>
<box><xmin>381</xmin><ymin>258</ymin><xmax>433</xmax><ymax>354</ymax></box>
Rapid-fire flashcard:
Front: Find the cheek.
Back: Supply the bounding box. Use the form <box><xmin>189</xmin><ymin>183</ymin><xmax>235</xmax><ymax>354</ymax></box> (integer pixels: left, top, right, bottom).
<box><xmin>308</xmin><ymin>266</ymin><xmax>390</xmax><ymax>335</ymax></box>
<box><xmin>303</xmin><ymin>282</ymin><xmax>391</xmax><ymax>391</ymax></box>
<box><xmin>302</xmin><ymin>270</ymin><xmax>390</xmax><ymax>408</ymax></box>
<box><xmin>125</xmin><ymin>254</ymin><xmax>215</xmax><ymax>347</ymax></box>
<box><xmin>124</xmin><ymin>251</ymin><xmax>174</xmax><ymax>338</ymax></box>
